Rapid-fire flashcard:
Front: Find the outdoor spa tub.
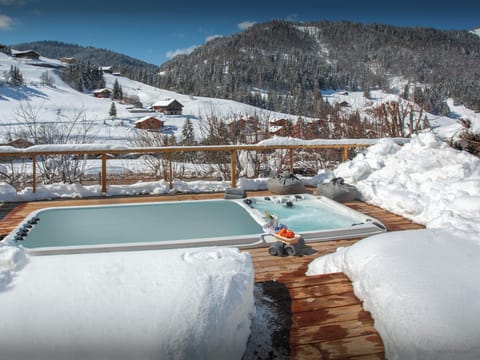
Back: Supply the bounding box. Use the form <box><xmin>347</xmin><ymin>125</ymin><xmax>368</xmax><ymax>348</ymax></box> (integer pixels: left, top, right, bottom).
<box><xmin>3</xmin><ymin>194</ymin><xmax>386</xmax><ymax>255</ymax></box>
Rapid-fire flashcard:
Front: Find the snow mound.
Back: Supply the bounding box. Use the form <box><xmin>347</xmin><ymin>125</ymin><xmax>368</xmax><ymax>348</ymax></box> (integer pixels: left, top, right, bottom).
<box><xmin>307</xmin><ymin>229</ymin><xmax>480</xmax><ymax>360</ymax></box>
<box><xmin>0</xmin><ymin>247</ymin><xmax>254</xmax><ymax>360</ymax></box>
<box><xmin>335</xmin><ymin>132</ymin><xmax>480</xmax><ymax>233</ymax></box>
<box><xmin>0</xmin><ymin>243</ymin><xmax>28</xmax><ymax>290</ymax></box>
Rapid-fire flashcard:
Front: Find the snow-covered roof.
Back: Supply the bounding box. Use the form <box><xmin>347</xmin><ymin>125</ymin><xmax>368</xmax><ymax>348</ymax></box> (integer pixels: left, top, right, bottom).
<box><xmin>269</xmin><ymin>125</ymin><xmax>284</xmax><ymax>133</ymax></box>
<box><xmin>153</xmin><ymin>98</ymin><xmax>183</xmax><ymax>107</ymax></box>
<box><xmin>11</xmin><ymin>49</ymin><xmax>39</xmax><ymax>56</ymax></box>
<box><xmin>134</xmin><ymin>116</ymin><xmax>162</xmax><ymax>124</ymax></box>
<box><xmin>93</xmin><ymin>88</ymin><xmax>111</xmax><ymax>93</ymax></box>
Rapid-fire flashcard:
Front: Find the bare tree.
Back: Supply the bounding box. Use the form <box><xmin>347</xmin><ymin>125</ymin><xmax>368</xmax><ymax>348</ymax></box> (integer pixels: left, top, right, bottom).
<box><xmin>0</xmin><ymin>157</ymin><xmax>30</xmax><ymax>191</ymax></box>
<box><xmin>12</xmin><ymin>103</ymin><xmax>96</xmax><ymax>183</ymax></box>
<box><xmin>369</xmin><ymin>100</ymin><xmax>430</xmax><ymax>137</ymax></box>
<box><xmin>129</xmin><ymin>129</ymin><xmax>180</xmax><ymax>180</ymax></box>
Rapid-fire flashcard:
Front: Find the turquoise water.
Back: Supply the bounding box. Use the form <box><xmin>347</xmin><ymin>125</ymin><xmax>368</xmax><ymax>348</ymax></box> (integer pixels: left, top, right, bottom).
<box><xmin>18</xmin><ymin>200</ymin><xmax>264</xmax><ymax>249</ymax></box>
<box><xmin>249</xmin><ymin>198</ymin><xmax>360</xmax><ymax>232</ymax></box>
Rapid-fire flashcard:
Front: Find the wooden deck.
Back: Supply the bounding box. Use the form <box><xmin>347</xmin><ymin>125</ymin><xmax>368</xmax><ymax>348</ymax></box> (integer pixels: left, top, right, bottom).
<box><xmin>0</xmin><ymin>192</ymin><xmax>424</xmax><ymax>359</ymax></box>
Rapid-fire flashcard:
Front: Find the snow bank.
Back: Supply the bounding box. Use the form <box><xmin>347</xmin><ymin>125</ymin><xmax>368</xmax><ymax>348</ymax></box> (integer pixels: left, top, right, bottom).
<box><xmin>0</xmin><ymin>242</ymin><xmax>28</xmax><ymax>291</ymax></box>
<box><xmin>0</xmin><ymin>246</ymin><xmax>254</xmax><ymax>360</ymax></box>
<box><xmin>307</xmin><ymin>229</ymin><xmax>480</xmax><ymax>360</ymax></box>
<box><xmin>335</xmin><ymin>132</ymin><xmax>480</xmax><ymax>233</ymax></box>
<box><xmin>308</xmin><ymin>132</ymin><xmax>480</xmax><ymax>359</ymax></box>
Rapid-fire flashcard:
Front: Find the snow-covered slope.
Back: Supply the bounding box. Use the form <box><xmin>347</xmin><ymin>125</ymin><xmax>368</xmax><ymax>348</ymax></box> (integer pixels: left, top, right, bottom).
<box><xmin>470</xmin><ymin>27</ymin><xmax>480</xmax><ymax>37</ymax></box>
<box><xmin>1</xmin><ymin>52</ymin><xmax>479</xmax><ymax>145</ymax></box>
<box><xmin>0</xmin><ymin>53</ymin><xmax>299</xmax><ymax>145</ymax></box>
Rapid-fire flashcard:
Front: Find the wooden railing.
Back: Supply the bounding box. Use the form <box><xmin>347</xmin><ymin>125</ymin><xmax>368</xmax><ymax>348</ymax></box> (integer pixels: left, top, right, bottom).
<box><xmin>0</xmin><ymin>139</ymin><xmax>407</xmax><ymax>194</ymax></box>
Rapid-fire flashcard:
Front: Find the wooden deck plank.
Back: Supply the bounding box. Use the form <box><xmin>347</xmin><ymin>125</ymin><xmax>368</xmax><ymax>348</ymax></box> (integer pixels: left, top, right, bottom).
<box><xmin>0</xmin><ymin>193</ymin><xmax>425</xmax><ymax>359</ymax></box>
<box><xmin>292</xmin><ymin>336</ymin><xmax>385</xmax><ymax>359</ymax></box>
<box><xmin>289</xmin><ymin>281</ymin><xmax>356</xmax><ymax>299</ymax></box>
<box><xmin>290</xmin><ymin>318</ymin><xmax>377</xmax><ymax>344</ymax></box>
<box><xmin>291</xmin><ymin>304</ymin><xmax>373</xmax><ymax>328</ymax></box>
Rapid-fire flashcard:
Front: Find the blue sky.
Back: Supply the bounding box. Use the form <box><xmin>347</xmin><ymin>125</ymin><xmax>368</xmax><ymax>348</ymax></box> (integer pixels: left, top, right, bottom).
<box><xmin>1</xmin><ymin>0</ymin><xmax>479</xmax><ymax>66</ymax></box>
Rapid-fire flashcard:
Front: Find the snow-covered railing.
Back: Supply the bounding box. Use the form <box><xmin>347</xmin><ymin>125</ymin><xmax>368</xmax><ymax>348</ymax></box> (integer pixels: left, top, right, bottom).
<box><xmin>0</xmin><ymin>138</ymin><xmax>409</xmax><ymax>193</ymax></box>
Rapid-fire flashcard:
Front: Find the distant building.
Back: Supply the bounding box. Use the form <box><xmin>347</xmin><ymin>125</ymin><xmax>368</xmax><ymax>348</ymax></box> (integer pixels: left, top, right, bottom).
<box><xmin>134</xmin><ymin>116</ymin><xmax>165</xmax><ymax>130</ymax></box>
<box><xmin>93</xmin><ymin>88</ymin><xmax>112</xmax><ymax>98</ymax></box>
<box><xmin>60</xmin><ymin>57</ymin><xmax>76</xmax><ymax>64</ymax></box>
<box><xmin>12</xmin><ymin>49</ymin><xmax>40</xmax><ymax>60</ymax></box>
<box><xmin>269</xmin><ymin>118</ymin><xmax>292</xmax><ymax>137</ymax></box>
<box><xmin>152</xmin><ymin>98</ymin><xmax>183</xmax><ymax>115</ymax></box>
<box><xmin>99</xmin><ymin>66</ymin><xmax>113</xmax><ymax>74</ymax></box>
<box><xmin>226</xmin><ymin>117</ymin><xmax>263</xmax><ymax>143</ymax></box>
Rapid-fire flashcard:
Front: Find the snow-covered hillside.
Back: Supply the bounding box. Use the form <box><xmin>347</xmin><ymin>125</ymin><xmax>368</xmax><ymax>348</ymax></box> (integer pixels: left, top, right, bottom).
<box><xmin>0</xmin><ymin>52</ymin><xmax>299</xmax><ymax>146</ymax></box>
<box><xmin>470</xmin><ymin>27</ymin><xmax>480</xmax><ymax>37</ymax></box>
<box><xmin>1</xmin><ymin>52</ymin><xmax>479</xmax><ymax>146</ymax></box>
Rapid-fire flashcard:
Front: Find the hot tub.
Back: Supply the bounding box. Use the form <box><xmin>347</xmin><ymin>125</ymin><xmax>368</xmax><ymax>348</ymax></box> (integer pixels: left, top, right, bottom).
<box><xmin>3</xmin><ymin>194</ymin><xmax>386</xmax><ymax>255</ymax></box>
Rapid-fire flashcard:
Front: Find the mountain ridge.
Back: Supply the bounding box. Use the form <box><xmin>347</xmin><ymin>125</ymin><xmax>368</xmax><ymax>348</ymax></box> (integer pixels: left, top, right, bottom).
<box><xmin>8</xmin><ymin>20</ymin><xmax>480</xmax><ymax>118</ymax></box>
<box><xmin>157</xmin><ymin>20</ymin><xmax>480</xmax><ymax>117</ymax></box>
<box><xmin>9</xmin><ymin>40</ymin><xmax>159</xmax><ymax>84</ymax></box>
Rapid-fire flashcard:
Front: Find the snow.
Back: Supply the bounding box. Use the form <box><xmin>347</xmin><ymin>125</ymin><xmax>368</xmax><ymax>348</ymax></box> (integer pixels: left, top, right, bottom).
<box><xmin>307</xmin><ymin>132</ymin><xmax>480</xmax><ymax>359</ymax></box>
<box><xmin>2</xmin><ymin>50</ymin><xmax>480</xmax><ymax>359</ymax></box>
<box><xmin>2</xmin><ymin>52</ymin><xmax>479</xmax><ymax>147</ymax></box>
<box><xmin>0</xmin><ymin>246</ymin><xmax>254</xmax><ymax>360</ymax></box>
<box><xmin>334</xmin><ymin>132</ymin><xmax>480</xmax><ymax>233</ymax></box>
<box><xmin>0</xmin><ymin>52</ymin><xmax>300</xmax><ymax>146</ymax></box>
<box><xmin>470</xmin><ymin>27</ymin><xmax>480</xmax><ymax>37</ymax></box>
<box><xmin>307</xmin><ymin>230</ymin><xmax>480</xmax><ymax>359</ymax></box>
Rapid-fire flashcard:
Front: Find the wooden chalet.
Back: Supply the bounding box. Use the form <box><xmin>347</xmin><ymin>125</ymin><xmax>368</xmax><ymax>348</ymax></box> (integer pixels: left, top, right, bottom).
<box><xmin>60</xmin><ymin>57</ymin><xmax>76</xmax><ymax>64</ymax></box>
<box><xmin>99</xmin><ymin>66</ymin><xmax>113</xmax><ymax>74</ymax></box>
<box><xmin>226</xmin><ymin>117</ymin><xmax>265</xmax><ymax>143</ymax></box>
<box><xmin>12</xmin><ymin>50</ymin><xmax>40</xmax><ymax>60</ymax></box>
<box><xmin>93</xmin><ymin>88</ymin><xmax>112</xmax><ymax>99</ymax></box>
<box><xmin>134</xmin><ymin>116</ymin><xmax>164</xmax><ymax>130</ymax></box>
<box><xmin>152</xmin><ymin>99</ymin><xmax>183</xmax><ymax>115</ymax></box>
<box><xmin>269</xmin><ymin>118</ymin><xmax>293</xmax><ymax>137</ymax></box>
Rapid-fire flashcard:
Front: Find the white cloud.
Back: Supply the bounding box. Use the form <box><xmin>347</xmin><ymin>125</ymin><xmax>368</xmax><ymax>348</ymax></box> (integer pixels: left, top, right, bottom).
<box><xmin>0</xmin><ymin>13</ymin><xmax>14</xmax><ymax>30</ymax></box>
<box><xmin>205</xmin><ymin>34</ymin><xmax>222</xmax><ymax>42</ymax></box>
<box><xmin>238</xmin><ymin>21</ymin><xmax>256</xmax><ymax>31</ymax></box>
<box><xmin>166</xmin><ymin>45</ymin><xmax>199</xmax><ymax>59</ymax></box>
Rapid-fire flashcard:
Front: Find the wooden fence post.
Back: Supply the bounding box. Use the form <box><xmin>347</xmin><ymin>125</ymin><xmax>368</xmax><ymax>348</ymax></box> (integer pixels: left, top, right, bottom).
<box><xmin>289</xmin><ymin>148</ymin><xmax>294</xmax><ymax>173</ymax></box>
<box><xmin>32</xmin><ymin>155</ymin><xmax>36</xmax><ymax>193</ymax></box>
<box><xmin>168</xmin><ymin>153</ymin><xmax>173</xmax><ymax>190</ymax></box>
<box><xmin>341</xmin><ymin>146</ymin><xmax>349</xmax><ymax>161</ymax></box>
<box><xmin>101</xmin><ymin>154</ymin><xmax>107</xmax><ymax>194</ymax></box>
<box><xmin>230</xmin><ymin>150</ymin><xmax>237</xmax><ymax>188</ymax></box>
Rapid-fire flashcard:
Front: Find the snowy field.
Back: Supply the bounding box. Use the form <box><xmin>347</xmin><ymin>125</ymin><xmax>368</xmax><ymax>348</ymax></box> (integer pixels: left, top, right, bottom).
<box><xmin>1</xmin><ymin>51</ymin><xmax>480</xmax><ymax>359</ymax></box>
<box><xmin>0</xmin><ymin>52</ymin><xmax>301</xmax><ymax>146</ymax></box>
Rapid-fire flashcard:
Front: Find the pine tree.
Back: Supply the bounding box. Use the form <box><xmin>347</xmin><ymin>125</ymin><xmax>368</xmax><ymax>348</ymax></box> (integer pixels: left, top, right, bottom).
<box><xmin>109</xmin><ymin>102</ymin><xmax>117</xmax><ymax>118</ymax></box>
<box><xmin>5</xmin><ymin>65</ymin><xmax>24</xmax><ymax>86</ymax></box>
<box><xmin>181</xmin><ymin>118</ymin><xmax>196</xmax><ymax>145</ymax></box>
<box><xmin>112</xmin><ymin>79</ymin><xmax>123</xmax><ymax>101</ymax></box>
